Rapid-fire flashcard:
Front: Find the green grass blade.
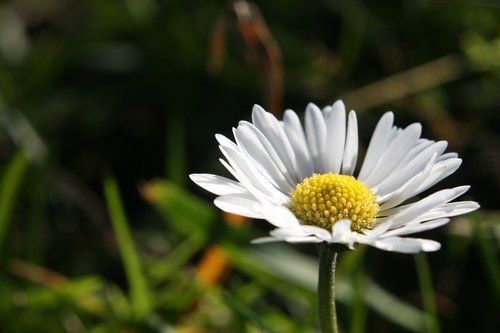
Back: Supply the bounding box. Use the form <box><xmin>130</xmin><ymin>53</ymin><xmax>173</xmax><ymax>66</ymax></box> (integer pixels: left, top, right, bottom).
<box><xmin>473</xmin><ymin>217</ymin><xmax>500</xmax><ymax>303</ymax></box>
<box><xmin>362</xmin><ymin>279</ymin><xmax>425</xmax><ymax>332</ymax></box>
<box><xmin>414</xmin><ymin>253</ymin><xmax>440</xmax><ymax>333</ymax></box>
<box><xmin>221</xmin><ymin>290</ymin><xmax>279</xmax><ymax>333</ymax></box>
<box><xmin>350</xmin><ymin>272</ymin><xmax>367</xmax><ymax>333</ymax></box>
<box><xmin>141</xmin><ymin>179</ymin><xmax>215</xmax><ymax>237</ymax></box>
<box><xmin>0</xmin><ymin>149</ymin><xmax>28</xmax><ymax>253</ymax></box>
<box><xmin>148</xmin><ymin>233</ymin><xmax>204</xmax><ymax>282</ymax></box>
<box><xmin>103</xmin><ymin>175</ymin><xmax>151</xmax><ymax>319</ymax></box>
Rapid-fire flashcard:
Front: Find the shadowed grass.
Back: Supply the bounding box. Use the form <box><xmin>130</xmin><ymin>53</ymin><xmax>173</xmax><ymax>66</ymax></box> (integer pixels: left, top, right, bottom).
<box><xmin>415</xmin><ymin>253</ymin><xmax>440</xmax><ymax>333</ymax></box>
<box><xmin>104</xmin><ymin>175</ymin><xmax>151</xmax><ymax>320</ymax></box>
<box><xmin>0</xmin><ymin>149</ymin><xmax>27</xmax><ymax>254</ymax></box>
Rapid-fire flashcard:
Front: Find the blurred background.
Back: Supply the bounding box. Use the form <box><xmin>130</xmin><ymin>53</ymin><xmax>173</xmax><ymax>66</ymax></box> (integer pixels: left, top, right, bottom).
<box><xmin>0</xmin><ymin>0</ymin><xmax>498</xmax><ymax>332</ymax></box>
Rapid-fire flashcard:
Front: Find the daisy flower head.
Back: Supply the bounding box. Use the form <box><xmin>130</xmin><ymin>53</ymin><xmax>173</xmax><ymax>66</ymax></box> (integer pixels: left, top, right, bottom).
<box><xmin>190</xmin><ymin>101</ymin><xmax>479</xmax><ymax>253</ymax></box>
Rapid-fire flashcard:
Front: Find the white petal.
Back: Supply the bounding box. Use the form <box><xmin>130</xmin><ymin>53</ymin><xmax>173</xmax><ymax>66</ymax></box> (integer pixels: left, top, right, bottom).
<box><xmin>239</xmin><ymin>122</ymin><xmax>298</xmax><ymax>184</ymax></box>
<box><xmin>413</xmin><ymin>158</ymin><xmax>462</xmax><ymax>195</ymax></box>
<box><xmin>251</xmin><ymin>236</ymin><xmax>283</xmax><ymax>244</ymax></box>
<box><xmin>217</xmin><ymin>134</ymin><xmax>289</xmax><ymax>204</ymax></box>
<box><xmin>251</xmin><ymin>105</ymin><xmax>299</xmax><ymax>181</ymax></box>
<box><xmin>329</xmin><ymin>219</ymin><xmax>355</xmax><ymax>248</ymax></box>
<box><xmin>322</xmin><ymin>105</ymin><xmax>332</xmax><ymax>117</ymax></box>
<box><xmin>251</xmin><ymin>235</ymin><xmax>321</xmax><ymax>244</ymax></box>
<box><xmin>341</xmin><ymin>111</ymin><xmax>358</xmax><ymax>175</ymax></box>
<box><xmin>377</xmin><ymin>153</ymin><xmax>438</xmax><ymax>209</ymax></box>
<box><xmin>214</xmin><ymin>194</ymin><xmax>264</xmax><ymax>219</ymax></box>
<box><xmin>363</xmin><ymin>123</ymin><xmax>422</xmax><ymax>188</ymax></box>
<box><xmin>282</xmin><ymin>236</ymin><xmax>324</xmax><ymax>243</ymax></box>
<box><xmin>373</xmin><ymin>141</ymin><xmax>448</xmax><ymax>196</ymax></box>
<box><xmin>234</xmin><ymin>125</ymin><xmax>294</xmax><ymax>192</ymax></box>
<box><xmin>269</xmin><ymin>228</ymin><xmax>323</xmax><ymax>243</ymax></box>
<box><xmin>283</xmin><ymin>110</ymin><xmax>314</xmax><ymax>179</ymax></box>
<box><xmin>365</xmin><ymin>237</ymin><xmax>441</xmax><ymax>253</ymax></box>
<box><xmin>358</xmin><ymin>112</ymin><xmax>394</xmax><ymax>181</ymax></box>
<box><xmin>189</xmin><ymin>173</ymin><xmax>247</xmax><ymax>196</ymax></box>
<box><xmin>298</xmin><ymin>225</ymin><xmax>333</xmax><ymax>241</ymax></box>
<box><xmin>381</xmin><ymin>218</ymin><xmax>450</xmax><ymax>237</ymax></box>
<box><xmin>438</xmin><ymin>152</ymin><xmax>458</xmax><ymax>161</ymax></box>
<box><xmin>325</xmin><ymin>100</ymin><xmax>346</xmax><ymax>174</ymax></box>
<box><xmin>270</xmin><ymin>227</ymin><xmax>309</xmax><ymax>238</ymax></box>
<box><xmin>378</xmin><ymin>157</ymin><xmax>461</xmax><ymax>208</ymax></box>
<box><xmin>385</xmin><ymin>186</ymin><xmax>470</xmax><ymax>228</ymax></box>
<box><xmin>414</xmin><ymin>201</ymin><xmax>480</xmax><ymax>222</ymax></box>
<box><xmin>396</xmin><ymin>139</ymin><xmax>435</xmax><ymax>168</ymax></box>
<box><xmin>305</xmin><ymin>103</ymin><xmax>327</xmax><ymax>172</ymax></box>
<box><xmin>256</xmin><ymin>204</ymin><xmax>301</xmax><ymax>229</ymax></box>
<box><xmin>360</xmin><ymin>220</ymin><xmax>393</xmax><ymax>239</ymax></box>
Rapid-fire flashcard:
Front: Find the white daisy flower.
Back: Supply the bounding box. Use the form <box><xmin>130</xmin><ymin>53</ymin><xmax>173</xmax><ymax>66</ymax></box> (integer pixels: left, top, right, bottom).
<box><xmin>190</xmin><ymin>101</ymin><xmax>479</xmax><ymax>253</ymax></box>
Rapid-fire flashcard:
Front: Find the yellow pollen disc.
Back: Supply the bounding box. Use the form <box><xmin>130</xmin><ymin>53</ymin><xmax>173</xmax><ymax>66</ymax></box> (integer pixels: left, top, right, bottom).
<box><xmin>290</xmin><ymin>173</ymin><xmax>379</xmax><ymax>232</ymax></box>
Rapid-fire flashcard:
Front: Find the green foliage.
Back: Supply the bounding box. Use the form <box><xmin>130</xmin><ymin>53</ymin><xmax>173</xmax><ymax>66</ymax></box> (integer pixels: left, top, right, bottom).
<box><xmin>0</xmin><ymin>149</ymin><xmax>27</xmax><ymax>253</ymax></box>
<box><xmin>104</xmin><ymin>175</ymin><xmax>151</xmax><ymax>320</ymax></box>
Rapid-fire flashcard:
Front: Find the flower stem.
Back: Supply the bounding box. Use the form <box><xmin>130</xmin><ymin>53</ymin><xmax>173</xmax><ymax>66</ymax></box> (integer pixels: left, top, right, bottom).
<box><xmin>318</xmin><ymin>243</ymin><xmax>340</xmax><ymax>333</ymax></box>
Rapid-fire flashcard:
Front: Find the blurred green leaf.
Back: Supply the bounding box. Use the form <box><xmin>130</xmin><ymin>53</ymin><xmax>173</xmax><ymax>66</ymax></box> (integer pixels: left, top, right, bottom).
<box><xmin>415</xmin><ymin>253</ymin><xmax>441</xmax><ymax>333</ymax></box>
<box><xmin>462</xmin><ymin>33</ymin><xmax>500</xmax><ymax>71</ymax></box>
<box><xmin>349</xmin><ymin>271</ymin><xmax>367</xmax><ymax>333</ymax></box>
<box><xmin>148</xmin><ymin>233</ymin><xmax>204</xmax><ymax>283</ymax></box>
<box><xmin>360</xmin><ymin>279</ymin><xmax>426</xmax><ymax>332</ymax></box>
<box><xmin>104</xmin><ymin>175</ymin><xmax>151</xmax><ymax>320</ymax></box>
<box><xmin>0</xmin><ymin>149</ymin><xmax>27</xmax><ymax>254</ymax></box>
<box><xmin>221</xmin><ymin>290</ymin><xmax>278</xmax><ymax>333</ymax></box>
<box><xmin>473</xmin><ymin>214</ymin><xmax>500</xmax><ymax>303</ymax></box>
<box><xmin>141</xmin><ymin>179</ymin><xmax>216</xmax><ymax>238</ymax></box>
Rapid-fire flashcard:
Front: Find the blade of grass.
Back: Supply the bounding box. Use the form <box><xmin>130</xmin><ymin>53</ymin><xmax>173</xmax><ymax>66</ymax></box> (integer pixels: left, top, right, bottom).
<box><xmin>140</xmin><ymin>179</ymin><xmax>215</xmax><ymax>237</ymax></box>
<box><xmin>350</xmin><ymin>271</ymin><xmax>367</xmax><ymax>333</ymax></box>
<box><xmin>414</xmin><ymin>253</ymin><xmax>440</xmax><ymax>333</ymax></box>
<box><xmin>104</xmin><ymin>175</ymin><xmax>151</xmax><ymax>319</ymax></box>
<box><xmin>0</xmin><ymin>149</ymin><xmax>28</xmax><ymax>253</ymax></box>
<box><xmin>473</xmin><ymin>218</ymin><xmax>500</xmax><ymax>304</ymax></box>
<box><xmin>221</xmin><ymin>289</ymin><xmax>278</xmax><ymax>333</ymax></box>
<box><xmin>362</xmin><ymin>279</ymin><xmax>425</xmax><ymax>332</ymax></box>
<box><xmin>148</xmin><ymin>233</ymin><xmax>204</xmax><ymax>282</ymax></box>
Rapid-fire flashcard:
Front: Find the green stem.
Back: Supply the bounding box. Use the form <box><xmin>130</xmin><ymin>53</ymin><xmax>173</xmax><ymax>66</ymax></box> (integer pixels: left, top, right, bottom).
<box><xmin>318</xmin><ymin>243</ymin><xmax>340</xmax><ymax>333</ymax></box>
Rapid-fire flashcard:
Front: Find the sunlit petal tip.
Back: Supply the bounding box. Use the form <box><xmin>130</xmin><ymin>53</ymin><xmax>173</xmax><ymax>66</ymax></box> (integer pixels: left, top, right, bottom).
<box><xmin>331</xmin><ymin>99</ymin><xmax>345</xmax><ymax>111</ymax></box>
<box><xmin>252</xmin><ymin>104</ymin><xmax>266</xmax><ymax>113</ymax></box>
<box><xmin>306</xmin><ymin>102</ymin><xmax>320</xmax><ymax>110</ymax></box>
<box><xmin>370</xmin><ymin>237</ymin><xmax>441</xmax><ymax>253</ymax></box>
<box><xmin>189</xmin><ymin>173</ymin><xmax>247</xmax><ymax>196</ymax></box>
<box><xmin>382</xmin><ymin>111</ymin><xmax>394</xmax><ymax>121</ymax></box>
<box><xmin>421</xmin><ymin>239</ymin><xmax>441</xmax><ymax>252</ymax></box>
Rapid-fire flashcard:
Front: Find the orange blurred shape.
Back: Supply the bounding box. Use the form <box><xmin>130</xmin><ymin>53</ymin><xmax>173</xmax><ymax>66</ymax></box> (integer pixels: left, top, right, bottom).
<box><xmin>196</xmin><ymin>245</ymin><xmax>230</xmax><ymax>286</ymax></box>
<box><xmin>196</xmin><ymin>213</ymin><xmax>250</xmax><ymax>285</ymax></box>
<box><xmin>9</xmin><ymin>259</ymin><xmax>67</xmax><ymax>289</ymax></box>
<box><xmin>139</xmin><ymin>180</ymin><xmax>159</xmax><ymax>203</ymax></box>
<box><xmin>223</xmin><ymin>211</ymin><xmax>249</xmax><ymax>227</ymax></box>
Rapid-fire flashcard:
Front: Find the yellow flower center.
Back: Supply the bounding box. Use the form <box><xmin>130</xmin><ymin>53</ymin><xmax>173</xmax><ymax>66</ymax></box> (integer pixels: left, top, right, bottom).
<box><xmin>290</xmin><ymin>173</ymin><xmax>379</xmax><ymax>232</ymax></box>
